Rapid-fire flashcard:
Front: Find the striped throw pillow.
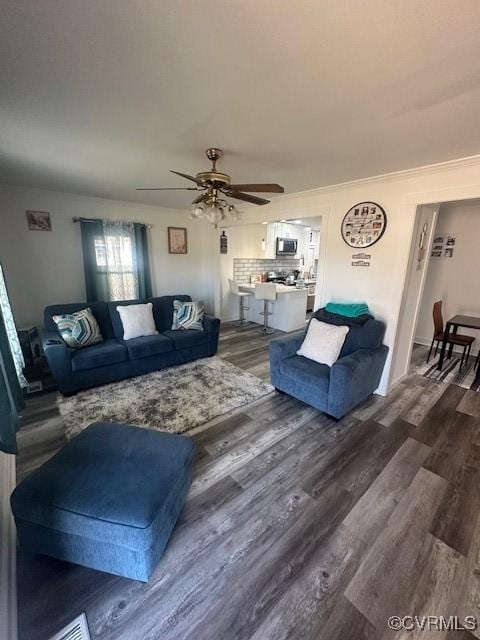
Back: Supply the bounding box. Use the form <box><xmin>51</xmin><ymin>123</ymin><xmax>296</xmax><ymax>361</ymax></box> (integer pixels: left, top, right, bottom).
<box><xmin>172</xmin><ymin>300</ymin><xmax>205</xmax><ymax>331</ymax></box>
<box><xmin>53</xmin><ymin>307</ymin><xmax>103</xmax><ymax>349</ymax></box>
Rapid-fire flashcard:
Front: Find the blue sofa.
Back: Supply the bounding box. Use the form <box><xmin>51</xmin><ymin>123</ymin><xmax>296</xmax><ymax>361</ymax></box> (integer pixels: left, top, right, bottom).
<box><xmin>42</xmin><ymin>295</ymin><xmax>220</xmax><ymax>395</ymax></box>
<box><xmin>269</xmin><ymin>309</ymin><xmax>388</xmax><ymax>418</ymax></box>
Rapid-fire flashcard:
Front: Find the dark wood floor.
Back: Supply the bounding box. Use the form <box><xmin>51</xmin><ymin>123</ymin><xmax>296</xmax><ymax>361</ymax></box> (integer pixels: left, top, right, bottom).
<box><xmin>16</xmin><ymin>324</ymin><xmax>480</xmax><ymax>640</ymax></box>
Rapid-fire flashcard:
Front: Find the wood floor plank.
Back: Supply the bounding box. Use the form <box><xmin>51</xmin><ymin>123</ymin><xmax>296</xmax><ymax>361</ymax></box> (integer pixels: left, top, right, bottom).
<box><xmin>429</xmin><ymin>463</ymin><xmax>480</xmax><ymax>557</ymax></box>
<box><xmin>413</xmin><ymin>384</ymin><xmax>466</xmax><ymax>447</ymax></box>
<box><xmin>376</xmin><ymin>382</ymin><xmax>425</xmax><ymax>428</ymax></box>
<box><xmin>345</xmin><ymin>468</ymin><xmax>447</xmax><ymax>630</ymax></box>
<box><xmin>247</xmin><ymin>524</ymin><xmax>367</xmax><ymax>640</ymax></box>
<box><xmin>342</xmin><ymin>436</ymin><xmax>431</xmax><ymax>545</ymax></box>
<box><xmin>319</xmin><ymin>596</ymin><xmax>380</xmax><ymax>640</ymax></box>
<box><xmin>456</xmin><ymin>511</ymin><xmax>480</xmax><ymax>639</ymax></box>
<box><xmin>380</xmin><ymin>534</ymin><xmax>465</xmax><ymax>640</ymax></box>
<box><xmin>402</xmin><ymin>379</ymin><xmax>448</xmax><ymax>426</ymax></box>
<box><xmin>457</xmin><ymin>390</ymin><xmax>480</xmax><ymax>418</ymax></box>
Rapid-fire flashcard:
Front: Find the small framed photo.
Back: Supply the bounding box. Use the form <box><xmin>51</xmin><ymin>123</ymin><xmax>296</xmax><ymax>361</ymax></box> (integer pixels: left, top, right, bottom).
<box><xmin>26</xmin><ymin>210</ymin><xmax>52</xmax><ymax>231</ymax></box>
<box><xmin>168</xmin><ymin>227</ymin><xmax>187</xmax><ymax>254</ymax></box>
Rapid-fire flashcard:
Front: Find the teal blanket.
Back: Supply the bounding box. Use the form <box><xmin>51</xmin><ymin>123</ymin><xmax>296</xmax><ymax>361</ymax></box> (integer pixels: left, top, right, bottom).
<box><xmin>325</xmin><ymin>302</ymin><xmax>369</xmax><ymax>318</ymax></box>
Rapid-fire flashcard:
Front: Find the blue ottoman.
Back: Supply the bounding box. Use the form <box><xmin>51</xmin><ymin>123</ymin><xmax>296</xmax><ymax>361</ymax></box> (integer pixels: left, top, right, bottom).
<box><xmin>11</xmin><ymin>422</ymin><xmax>195</xmax><ymax>582</ymax></box>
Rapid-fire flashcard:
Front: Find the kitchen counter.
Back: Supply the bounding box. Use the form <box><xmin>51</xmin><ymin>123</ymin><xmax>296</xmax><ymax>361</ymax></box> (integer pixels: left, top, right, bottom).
<box><xmin>239</xmin><ymin>284</ymin><xmax>308</xmax><ymax>332</ymax></box>
<box><xmin>239</xmin><ymin>283</ymin><xmax>308</xmax><ymax>294</ymax></box>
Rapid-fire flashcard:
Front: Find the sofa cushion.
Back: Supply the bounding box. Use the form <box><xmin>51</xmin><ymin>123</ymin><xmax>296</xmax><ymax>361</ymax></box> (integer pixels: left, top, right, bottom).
<box><xmin>162</xmin><ymin>329</ymin><xmax>209</xmax><ymax>350</ymax></box>
<box><xmin>53</xmin><ymin>307</ymin><xmax>103</xmax><ymax>349</ymax></box>
<box><xmin>280</xmin><ymin>355</ymin><xmax>330</xmax><ymax>393</ymax></box>
<box><xmin>172</xmin><ymin>299</ymin><xmax>205</xmax><ymax>331</ymax></box>
<box><xmin>71</xmin><ymin>339</ymin><xmax>128</xmax><ymax>372</ymax></box>
<box><xmin>152</xmin><ymin>295</ymin><xmax>192</xmax><ymax>332</ymax></box>
<box><xmin>45</xmin><ymin>302</ymin><xmax>114</xmax><ymax>339</ymax></box>
<box><xmin>125</xmin><ymin>334</ymin><xmax>174</xmax><ymax>360</ymax></box>
<box><xmin>117</xmin><ymin>302</ymin><xmax>158</xmax><ymax>340</ymax></box>
<box><xmin>297</xmin><ymin>319</ymin><xmax>349</xmax><ymax>367</ymax></box>
<box><xmin>10</xmin><ymin>422</ymin><xmax>196</xmax><ymax>552</ymax></box>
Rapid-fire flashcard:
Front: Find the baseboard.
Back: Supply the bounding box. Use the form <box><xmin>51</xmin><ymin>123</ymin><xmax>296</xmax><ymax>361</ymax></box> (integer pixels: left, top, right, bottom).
<box><xmin>0</xmin><ymin>452</ymin><xmax>17</xmax><ymax>640</ymax></box>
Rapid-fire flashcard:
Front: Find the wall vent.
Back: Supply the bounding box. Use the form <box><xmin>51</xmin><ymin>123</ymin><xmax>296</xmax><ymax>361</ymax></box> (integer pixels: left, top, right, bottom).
<box><xmin>49</xmin><ymin>613</ymin><xmax>91</xmax><ymax>640</ymax></box>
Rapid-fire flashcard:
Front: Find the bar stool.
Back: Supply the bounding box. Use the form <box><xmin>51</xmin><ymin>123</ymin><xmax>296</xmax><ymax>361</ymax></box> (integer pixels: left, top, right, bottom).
<box><xmin>229</xmin><ymin>279</ymin><xmax>252</xmax><ymax>327</ymax></box>
<box><xmin>254</xmin><ymin>283</ymin><xmax>277</xmax><ymax>334</ymax></box>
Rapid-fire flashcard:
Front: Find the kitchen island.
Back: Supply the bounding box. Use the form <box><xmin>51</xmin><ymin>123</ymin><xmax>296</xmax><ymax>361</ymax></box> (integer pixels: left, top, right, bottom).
<box><xmin>239</xmin><ymin>284</ymin><xmax>308</xmax><ymax>332</ymax></box>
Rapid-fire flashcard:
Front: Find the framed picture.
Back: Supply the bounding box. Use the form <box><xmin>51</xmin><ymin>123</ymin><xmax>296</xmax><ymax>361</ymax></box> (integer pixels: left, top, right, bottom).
<box><xmin>168</xmin><ymin>227</ymin><xmax>187</xmax><ymax>254</ymax></box>
<box><xmin>26</xmin><ymin>210</ymin><xmax>52</xmax><ymax>231</ymax></box>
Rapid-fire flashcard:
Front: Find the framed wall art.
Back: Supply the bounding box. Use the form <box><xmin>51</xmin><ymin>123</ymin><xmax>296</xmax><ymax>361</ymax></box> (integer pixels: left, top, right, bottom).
<box><xmin>26</xmin><ymin>210</ymin><xmax>52</xmax><ymax>231</ymax></box>
<box><xmin>168</xmin><ymin>227</ymin><xmax>188</xmax><ymax>254</ymax></box>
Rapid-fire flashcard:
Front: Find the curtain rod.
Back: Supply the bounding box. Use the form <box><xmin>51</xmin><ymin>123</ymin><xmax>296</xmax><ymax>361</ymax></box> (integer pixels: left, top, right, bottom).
<box><xmin>72</xmin><ymin>217</ymin><xmax>153</xmax><ymax>229</ymax></box>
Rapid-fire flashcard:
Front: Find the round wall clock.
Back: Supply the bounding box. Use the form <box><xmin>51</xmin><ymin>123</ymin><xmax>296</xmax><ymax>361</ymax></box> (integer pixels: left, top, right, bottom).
<box><xmin>341</xmin><ymin>202</ymin><xmax>387</xmax><ymax>248</ymax></box>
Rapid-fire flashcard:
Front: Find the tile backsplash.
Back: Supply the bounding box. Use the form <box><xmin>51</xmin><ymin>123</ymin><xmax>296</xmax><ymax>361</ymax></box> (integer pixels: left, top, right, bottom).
<box><xmin>233</xmin><ymin>258</ymin><xmax>301</xmax><ymax>283</ymax></box>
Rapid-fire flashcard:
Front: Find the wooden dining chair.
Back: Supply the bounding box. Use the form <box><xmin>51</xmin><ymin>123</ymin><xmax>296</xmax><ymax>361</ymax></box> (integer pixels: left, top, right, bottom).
<box><xmin>427</xmin><ymin>301</ymin><xmax>475</xmax><ymax>369</ymax></box>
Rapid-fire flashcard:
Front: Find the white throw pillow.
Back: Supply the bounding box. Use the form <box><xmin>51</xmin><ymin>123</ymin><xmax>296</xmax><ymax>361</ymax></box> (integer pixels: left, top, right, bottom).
<box><xmin>297</xmin><ymin>319</ymin><xmax>349</xmax><ymax>367</ymax></box>
<box><xmin>116</xmin><ymin>303</ymin><xmax>158</xmax><ymax>341</ymax></box>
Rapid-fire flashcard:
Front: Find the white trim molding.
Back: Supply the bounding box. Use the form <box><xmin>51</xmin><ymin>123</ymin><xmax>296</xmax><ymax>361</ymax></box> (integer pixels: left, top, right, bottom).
<box><xmin>0</xmin><ymin>452</ymin><xmax>17</xmax><ymax>640</ymax></box>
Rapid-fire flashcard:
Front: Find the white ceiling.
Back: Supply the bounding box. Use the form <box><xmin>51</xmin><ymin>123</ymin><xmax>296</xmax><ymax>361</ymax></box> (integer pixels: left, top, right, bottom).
<box><xmin>2</xmin><ymin>0</ymin><xmax>480</xmax><ymax>209</ymax></box>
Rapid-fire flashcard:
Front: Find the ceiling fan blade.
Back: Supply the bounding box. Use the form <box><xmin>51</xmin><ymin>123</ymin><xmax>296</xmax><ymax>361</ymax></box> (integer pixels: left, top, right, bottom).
<box><xmin>229</xmin><ymin>183</ymin><xmax>284</xmax><ymax>193</ymax></box>
<box><xmin>226</xmin><ymin>190</ymin><xmax>270</xmax><ymax>206</ymax></box>
<box><xmin>170</xmin><ymin>170</ymin><xmax>204</xmax><ymax>185</ymax></box>
<box><xmin>136</xmin><ymin>187</ymin><xmax>198</xmax><ymax>191</ymax></box>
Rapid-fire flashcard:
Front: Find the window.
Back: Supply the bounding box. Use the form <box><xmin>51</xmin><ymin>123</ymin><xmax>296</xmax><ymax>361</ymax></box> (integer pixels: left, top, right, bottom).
<box><xmin>80</xmin><ymin>218</ymin><xmax>152</xmax><ymax>302</ymax></box>
<box><xmin>94</xmin><ymin>232</ymin><xmax>138</xmax><ymax>301</ymax></box>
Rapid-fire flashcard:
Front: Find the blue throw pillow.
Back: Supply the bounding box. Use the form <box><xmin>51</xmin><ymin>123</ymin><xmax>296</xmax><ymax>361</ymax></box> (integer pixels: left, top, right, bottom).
<box><xmin>172</xmin><ymin>300</ymin><xmax>204</xmax><ymax>331</ymax></box>
<box><xmin>53</xmin><ymin>307</ymin><xmax>103</xmax><ymax>349</ymax></box>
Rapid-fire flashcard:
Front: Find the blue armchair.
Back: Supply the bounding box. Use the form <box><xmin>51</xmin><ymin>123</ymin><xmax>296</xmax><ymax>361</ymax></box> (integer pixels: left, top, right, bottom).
<box><xmin>269</xmin><ymin>311</ymin><xmax>388</xmax><ymax>419</ymax></box>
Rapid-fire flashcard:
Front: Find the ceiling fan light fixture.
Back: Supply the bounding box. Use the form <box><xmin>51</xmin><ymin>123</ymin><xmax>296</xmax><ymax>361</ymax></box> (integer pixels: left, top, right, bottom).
<box><xmin>206</xmin><ymin>205</ymin><xmax>225</xmax><ymax>225</ymax></box>
<box><xmin>190</xmin><ymin>204</ymin><xmax>206</xmax><ymax>219</ymax></box>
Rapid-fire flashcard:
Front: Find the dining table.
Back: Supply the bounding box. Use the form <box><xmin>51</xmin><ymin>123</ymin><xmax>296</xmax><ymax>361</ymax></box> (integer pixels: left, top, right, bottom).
<box><xmin>437</xmin><ymin>314</ymin><xmax>480</xmax><ymax>370</ymax></box>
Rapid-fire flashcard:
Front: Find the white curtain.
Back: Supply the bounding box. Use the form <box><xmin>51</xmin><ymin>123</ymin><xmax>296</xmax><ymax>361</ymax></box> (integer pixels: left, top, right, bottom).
<box><xmin>99</xmin><ymin>220</ymin><xmax>139</xmax><ymax>301</ymax></box>
<box><xmin>0</xmin><ymin>264</ymin><xmax>26</xmax><ymax>387</ymax></box>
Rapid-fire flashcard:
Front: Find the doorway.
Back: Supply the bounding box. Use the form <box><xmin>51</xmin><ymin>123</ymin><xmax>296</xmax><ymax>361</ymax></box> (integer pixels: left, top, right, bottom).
<box><xmin>393</xmin><ymin>198</ymin><xmax>480</xmax><ymax>390</ymax></box>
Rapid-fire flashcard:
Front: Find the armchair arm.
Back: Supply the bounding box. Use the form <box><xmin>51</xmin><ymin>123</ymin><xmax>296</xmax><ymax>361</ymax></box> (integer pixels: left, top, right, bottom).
<box><xmin>269</xmin><ymin>331</ymin><xmax>306</xmax><ymax>388</ymax></box>
<box><xmin>270</xmin><ymin>331</ymin><xmax>306</xmax><ymax>362</ymax></box>
<box><xmin>328</xmin><ymin>345</ymin><xmax>388</xmax><ymax>418</ymax></box>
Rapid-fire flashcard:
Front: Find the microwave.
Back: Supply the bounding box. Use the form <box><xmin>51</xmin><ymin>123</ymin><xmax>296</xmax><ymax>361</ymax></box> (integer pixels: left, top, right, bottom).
<box><xmin>276</xmin><ymin>237</ymin><xmax>298</xmax><ymax>256</ymax></box>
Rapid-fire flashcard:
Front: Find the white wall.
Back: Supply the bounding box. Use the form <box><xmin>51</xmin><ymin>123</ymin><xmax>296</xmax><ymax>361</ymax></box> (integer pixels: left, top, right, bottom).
<box><xmin>391</xmin><ymin>205</ymin><xmax>438</xmax><ymax>381</ymax></box>
<box><xmin>0</xmin><ymin>185</ymin><xmax>216</xmax><ymax>328</ymax></box>
<box><xmin>415</xmin><ymin>200</ymin><xmax>480</xmax><ymax>345</ymax></box>
<box><xmin>222</xmin><ymin>156</ymin><xmax>480</xmax><ymax>393</ymax></box>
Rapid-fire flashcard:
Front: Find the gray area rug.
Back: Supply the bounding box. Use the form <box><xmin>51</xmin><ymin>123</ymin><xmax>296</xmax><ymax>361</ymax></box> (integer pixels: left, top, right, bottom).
<box><xmin>58</xmin><ymin>356</ymin><xmax>274</xmax><ymax>439</ymax></box>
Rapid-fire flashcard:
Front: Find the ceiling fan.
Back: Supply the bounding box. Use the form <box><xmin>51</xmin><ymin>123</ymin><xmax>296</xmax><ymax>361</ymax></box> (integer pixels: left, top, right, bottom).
<box><xmin>137</xmin><ymin>148</ymin><xmax>284</xmax><ymax>224</ymax></box>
